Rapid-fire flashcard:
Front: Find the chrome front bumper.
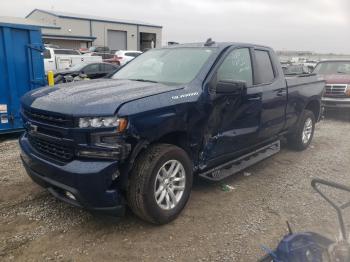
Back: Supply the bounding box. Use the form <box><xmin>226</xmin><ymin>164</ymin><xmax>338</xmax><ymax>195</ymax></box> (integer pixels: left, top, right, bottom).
<box><xmin>322</xmin><ymin>97</ymin><xmax>350</xmax><ymax>108</ymax></box>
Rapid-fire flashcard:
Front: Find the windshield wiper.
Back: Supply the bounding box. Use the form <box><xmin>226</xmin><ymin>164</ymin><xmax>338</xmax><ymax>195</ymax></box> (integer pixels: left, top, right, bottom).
<box><xmin>130</xmin><ymin>79</ymin><xmax>159</xmax><ymax>83</ymax></box>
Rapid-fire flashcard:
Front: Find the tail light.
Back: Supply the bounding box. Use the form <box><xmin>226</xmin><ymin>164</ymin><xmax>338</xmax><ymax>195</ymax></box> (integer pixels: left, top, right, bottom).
<box><xmin>113</xmin><ymin>56</ymin><xmax>122</xmax><ymax>65</ymax></box>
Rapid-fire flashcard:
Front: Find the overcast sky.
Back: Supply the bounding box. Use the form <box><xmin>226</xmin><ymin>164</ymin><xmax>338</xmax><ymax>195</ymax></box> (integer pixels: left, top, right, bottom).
<box><xmin>2</xmin><ymin>0</ymin><xmax>350</xmax><ymax>53</ymax></box>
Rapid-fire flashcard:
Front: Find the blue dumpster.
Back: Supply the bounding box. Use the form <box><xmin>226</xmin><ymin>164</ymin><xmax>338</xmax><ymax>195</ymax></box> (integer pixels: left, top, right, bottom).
<box><xmin>0</xmin><ymin>21</ymin><xmax>46</xmax><ymax>134</ymax></box>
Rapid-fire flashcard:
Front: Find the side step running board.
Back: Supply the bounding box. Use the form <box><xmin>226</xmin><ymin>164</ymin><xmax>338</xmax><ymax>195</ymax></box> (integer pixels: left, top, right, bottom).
<box><xmin>199</xmin><ymin>140</ymin><xmax>280</xmax><ymax>181</ymax></box>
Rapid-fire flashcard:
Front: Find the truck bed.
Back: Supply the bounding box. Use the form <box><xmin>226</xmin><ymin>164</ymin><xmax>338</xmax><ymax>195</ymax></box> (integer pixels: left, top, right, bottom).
<box><xmin>285</xmin><ymin>74</ymin><xmax>324</xmax><ymax>88</ymax></box>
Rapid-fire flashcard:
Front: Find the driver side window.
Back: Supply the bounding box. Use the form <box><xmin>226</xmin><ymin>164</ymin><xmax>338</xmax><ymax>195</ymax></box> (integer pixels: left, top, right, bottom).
<box><xmin>217</xmin><ymin>48</ymin><xmax>253</xmax><ymax>87</ymax></box>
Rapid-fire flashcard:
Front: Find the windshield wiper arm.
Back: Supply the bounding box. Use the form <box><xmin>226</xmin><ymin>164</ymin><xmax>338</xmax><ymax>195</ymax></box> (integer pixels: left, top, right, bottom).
<box><xmin>130</xmin><ymin>79</ymin><xmax>159</xmax><ymax>83</ymax></box>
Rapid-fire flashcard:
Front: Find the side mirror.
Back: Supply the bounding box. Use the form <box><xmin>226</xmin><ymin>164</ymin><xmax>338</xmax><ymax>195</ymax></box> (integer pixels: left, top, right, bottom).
<box><xmin>216</xmin><ymin>80</ymin><xmax>247</xmax><ymax>94</ymax></box>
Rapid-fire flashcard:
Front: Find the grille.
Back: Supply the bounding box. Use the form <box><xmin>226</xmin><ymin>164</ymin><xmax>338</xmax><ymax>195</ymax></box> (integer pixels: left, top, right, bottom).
<box><xmin>28</xmin><ymin>135</ymin><xmax>74</xmax><ymax>162</ymax></box>
<box><xmin>23</xmin><ymin>108</ymin><xmax>74</xmax><ymax>127</ymax></box>
<box><xmin>324</xmin><ymin>84</ymin><xmax>347</xmax><ymax>97</ymax></box>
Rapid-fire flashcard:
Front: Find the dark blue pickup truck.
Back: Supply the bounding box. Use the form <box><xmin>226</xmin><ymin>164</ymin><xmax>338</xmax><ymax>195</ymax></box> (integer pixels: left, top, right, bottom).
<box><xmin>20</xmin><ymin>41</ymin><xmax>325</xmax><ymax>224</ymax></box>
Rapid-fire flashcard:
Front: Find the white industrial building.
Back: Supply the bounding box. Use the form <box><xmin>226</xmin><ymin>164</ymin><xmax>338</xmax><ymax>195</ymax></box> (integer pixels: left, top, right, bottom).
<box><xmin>26</xmin><ymin>9</ymin><xmax>162</xmax><ymax>51</ymax></box>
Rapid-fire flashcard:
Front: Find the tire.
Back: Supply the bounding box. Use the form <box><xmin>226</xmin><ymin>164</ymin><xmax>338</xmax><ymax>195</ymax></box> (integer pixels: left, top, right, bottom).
<box><xmin>54</xmin><ymin>75</ymin><xmax>63</xmax><ymax>84</ymax></box>
<box><xmin>287</xmin><ymin>109</ymin><xmax>315</xmax><ymax>151</ymax></box>
<box><xmin>258</xmin><ymin>254</ymin><xmax>273</xmax><ymax>262</ymax></box>
<box><xmin>127</xmin><ymin>143</ymin><xmax>193</xmax><ymax>224</ymax></box>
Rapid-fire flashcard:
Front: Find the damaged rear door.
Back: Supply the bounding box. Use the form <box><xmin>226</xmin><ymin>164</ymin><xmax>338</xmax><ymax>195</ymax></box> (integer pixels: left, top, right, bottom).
<box><xmin>200</xmin><ymin>47</ymin><xmax>262</xmax><ymax>168</ymax></box>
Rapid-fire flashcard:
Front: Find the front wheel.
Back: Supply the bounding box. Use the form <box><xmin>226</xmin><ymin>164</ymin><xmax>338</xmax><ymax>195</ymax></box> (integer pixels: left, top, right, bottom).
<box><xmin>127</xmin><ymin>144</ymin><xmax>193</xmax><ymax>224</ymax></box>
<box><xmin>287</xmin><ymin>109</ymin><xmax>315</xmax><ymax>151</ymax></box>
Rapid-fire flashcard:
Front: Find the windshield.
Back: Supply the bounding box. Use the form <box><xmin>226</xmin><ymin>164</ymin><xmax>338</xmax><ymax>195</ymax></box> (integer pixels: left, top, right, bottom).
<box><xmin>313</xmin><ymin>61</ymin><xmax>350</xmax><ymax>74</ymax></box>
<box><xmin>112</xmin><ymin>48</ymin><xmax>214</xmax><ymax>85</ymax></box>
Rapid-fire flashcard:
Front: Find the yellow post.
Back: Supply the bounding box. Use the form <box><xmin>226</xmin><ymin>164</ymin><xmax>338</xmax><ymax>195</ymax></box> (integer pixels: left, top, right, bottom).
<box><xmin>47</xmin><ymin>70</ymin><xmax>54</xmax><ymax>86</ymax></box>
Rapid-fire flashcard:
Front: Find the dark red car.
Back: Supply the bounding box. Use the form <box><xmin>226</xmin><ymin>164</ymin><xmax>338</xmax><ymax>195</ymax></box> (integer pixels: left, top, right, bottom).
<box><xmin>313</xmin><ymin>60</ymin><xmax>350</xmax><ymax>109</ymax></box>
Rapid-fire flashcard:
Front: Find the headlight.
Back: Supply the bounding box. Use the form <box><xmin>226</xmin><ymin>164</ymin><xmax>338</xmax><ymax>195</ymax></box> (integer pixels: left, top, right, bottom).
<box><xmin>78</xmin><ymin>116</ymin><xmax>128</xmax><ymax>131</ymax></box>
<box><xmin>79</xmin><ymin>118</ymin><xmax>90</xmax><ymax>128</ymax></box>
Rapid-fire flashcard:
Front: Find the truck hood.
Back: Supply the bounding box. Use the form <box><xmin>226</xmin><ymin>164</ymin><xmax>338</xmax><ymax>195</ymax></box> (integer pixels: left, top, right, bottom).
<box><xmin>22</xmin><ymin>79</ymin><xmax>183</xmax><ymax>116</ymax></box>
<box><xmin>321</xmin><ymin>74</ymin><xmax>350</xmax><ymax>85</ymax></box>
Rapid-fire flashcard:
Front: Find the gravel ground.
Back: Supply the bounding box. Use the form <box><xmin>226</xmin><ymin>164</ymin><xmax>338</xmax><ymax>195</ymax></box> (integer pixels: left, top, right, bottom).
<box><xmin>1</xmin><ymin>114</ymin><xmax>350</xmax><ymax>261</ymax></box>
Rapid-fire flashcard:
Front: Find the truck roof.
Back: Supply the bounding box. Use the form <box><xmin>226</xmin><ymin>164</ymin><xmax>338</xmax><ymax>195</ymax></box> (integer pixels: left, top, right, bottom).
<box><xmin>163</xmin><ymin>41</ymin><xmax>272</xmax><ymax>51</ymax></box>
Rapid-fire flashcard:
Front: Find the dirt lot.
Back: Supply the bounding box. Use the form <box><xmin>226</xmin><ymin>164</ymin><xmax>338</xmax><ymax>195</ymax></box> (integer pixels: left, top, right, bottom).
<box><xmin>1</xmin><ymin>115</ymin><xmax>350</xmax><ymax>261</ymax></box>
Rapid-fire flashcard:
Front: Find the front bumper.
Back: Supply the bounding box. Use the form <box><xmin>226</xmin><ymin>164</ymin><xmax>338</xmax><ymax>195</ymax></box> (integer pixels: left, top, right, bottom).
<box><xmin>20</xmin><ymin>134</ymin><xmax>125</xmax><ymax>216</ymax></box>
<box><xmin>322</xmin><ymin>97</ymin><xmax>350</xmax><ymax>108</ymax></box>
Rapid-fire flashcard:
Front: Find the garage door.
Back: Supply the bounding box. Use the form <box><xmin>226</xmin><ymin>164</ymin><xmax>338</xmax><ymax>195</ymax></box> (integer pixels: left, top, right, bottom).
<box><xmin>107</xmin><ymin>30</ymin><xmax>127</xmax><ymax>50</ymax></box>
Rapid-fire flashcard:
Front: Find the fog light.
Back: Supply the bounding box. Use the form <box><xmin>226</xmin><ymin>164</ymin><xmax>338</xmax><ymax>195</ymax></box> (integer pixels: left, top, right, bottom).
<box><xmin>101</xmin><ymin>135</ymin><xmax>119</xmax><ymax>144</ymax></box>
<box><xmin>77</xmin><ymin>150</ymin><xmax>119</xmax><ymax>159</ymax></box>
<box><xmin>65</xmin><ymin>191</ymin><xmax>76</xmax><ymax>200</ymax></box>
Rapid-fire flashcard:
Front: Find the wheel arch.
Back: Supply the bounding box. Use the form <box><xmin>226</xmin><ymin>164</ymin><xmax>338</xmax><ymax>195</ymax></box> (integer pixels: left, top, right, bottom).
<box><xmin>121</xmin><ymin>131</ymin><xmax>192</xmax><ymax>184</ymax></box>
<box><xmin>156</xmin><ymin>131</ymin><xmax>191</xmax><ymax>155</ymax></box>
<box><xmin>304</xmin><ymin>99</ymin><xmax>321</xmax><ymax>122</ymax></box>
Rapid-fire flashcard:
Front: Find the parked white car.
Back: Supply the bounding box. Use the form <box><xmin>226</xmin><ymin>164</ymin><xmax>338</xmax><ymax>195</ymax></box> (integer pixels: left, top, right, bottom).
<box><xmin>44</xmin><ymin>47</ymin><xmax>102</xmax><ymax>72</ymax></box>
<box><xmin>114</xmin><ymin>50</ymin><xmax>142</xmax><ymax>65</ymax></box>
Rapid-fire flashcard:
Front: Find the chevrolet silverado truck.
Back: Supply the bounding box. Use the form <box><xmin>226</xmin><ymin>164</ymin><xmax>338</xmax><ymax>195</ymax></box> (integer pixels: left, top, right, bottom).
<box><xmin>20</xmin><ymin>41</ymin><xmax>325</xmax><ymax>224</ymax></box>
<box><xmin>313</xmin><ymin>60</ymin><xmax>350</xmax><ymax>109</ymax></box>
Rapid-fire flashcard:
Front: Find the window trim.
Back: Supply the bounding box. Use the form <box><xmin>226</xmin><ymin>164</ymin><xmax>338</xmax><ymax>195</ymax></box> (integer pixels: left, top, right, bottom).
<box><xmin>204</xmin><ymin>46</ymin><xmax>258</xmax><ymax>94</ymax></box>
<box><xmin>215</xmin><ymin>47</ymin><xmax>255</xmax><ymax>88</ymax></box>
<box><xmin>253</xmin><ymin>48</ymin><xmax>278</xmax><ymax>86</ymax></box>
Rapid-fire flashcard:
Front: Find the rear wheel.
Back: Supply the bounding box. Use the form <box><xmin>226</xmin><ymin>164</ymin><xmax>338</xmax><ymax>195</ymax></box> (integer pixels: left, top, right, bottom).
<box><xmin>127</xmin><ymin>144</ymin><xmax>193</xmax><ymax>224</ymax></box>
<box><xmin>287</xmin><ymin>109</ymin><xmax>315</xmax><ymax>151</ymax></box>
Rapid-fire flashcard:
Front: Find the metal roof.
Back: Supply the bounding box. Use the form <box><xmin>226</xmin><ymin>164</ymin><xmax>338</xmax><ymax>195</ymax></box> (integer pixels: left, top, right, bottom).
<box><xmin>0</xmin><ymin>16</ymin><xmax>60</xmax><ymax>29</ymax></box>
<box><xmin>26</xmin><ymin>9</ymin><xmax>162</xmax><ymax>28</ymax></box>
<box><xmin>42</xmin><ymin>34</ymin><xmax>96</xmax><ymax>41</ymax></box>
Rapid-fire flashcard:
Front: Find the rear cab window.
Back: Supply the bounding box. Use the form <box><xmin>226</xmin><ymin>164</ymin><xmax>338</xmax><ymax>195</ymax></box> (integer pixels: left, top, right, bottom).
<box><xmin>54</xmin><ymin>49</ymin><xmax>80</xmax><ymax>55</ymax></box>
<box><xmin>97</xmin><ymin>47</ymin><xmax>110</xmax><ymax>52</ymax></box>
<box><xmin>255</xmin><ymin>50</ymin><xmax>275</xmax><ymax>84</ymax></box>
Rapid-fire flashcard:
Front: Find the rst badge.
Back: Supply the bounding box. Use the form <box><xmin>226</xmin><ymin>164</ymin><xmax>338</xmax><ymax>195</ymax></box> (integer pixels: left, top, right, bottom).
<box><xmin>171</xmin><ymin>92</ymin><xmax>199</xmax><ymax>100</ymax></box>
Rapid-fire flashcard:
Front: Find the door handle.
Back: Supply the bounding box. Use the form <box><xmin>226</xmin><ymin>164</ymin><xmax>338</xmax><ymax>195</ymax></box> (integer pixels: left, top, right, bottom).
<box><xmin>248</xmin><ymin>97</ymin><xmax>261</xmax><ymax>101</ymax></box>
<box><xmin>275</xmin><ymin>88</ymin><xmax>286</xmax><ymax>96</ymax></box>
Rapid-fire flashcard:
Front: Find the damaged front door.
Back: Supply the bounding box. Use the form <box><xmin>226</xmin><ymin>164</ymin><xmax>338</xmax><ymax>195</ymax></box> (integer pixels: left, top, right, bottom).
<box><xmin>201</xmin><ymin>47</ymin><xmax>262</xmax><ymax>169</ymax></box>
